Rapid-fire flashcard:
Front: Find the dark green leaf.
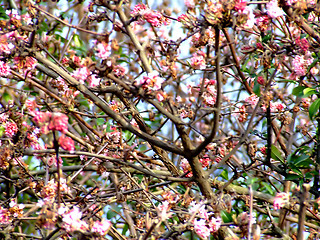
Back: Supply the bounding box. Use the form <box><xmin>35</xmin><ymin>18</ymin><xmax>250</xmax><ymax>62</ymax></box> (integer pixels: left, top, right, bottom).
<box><xmin>285</xmin><ymin>173</ymin><xmax>300</xmax><ymax>181</ymax></box>
<box><xmin>271</xmin><ymin>145</ymin><xmax>284</xmax><ymax>163</ymax></box>
<box><xmin>292</xmin><ymin>86</ymin><xmax>306</xmax><ymax>96</ymax></box>
<box><xmin>220</xmin><ymin>210</ymin><xmax>233</xmax><ymax>223</ymax></box>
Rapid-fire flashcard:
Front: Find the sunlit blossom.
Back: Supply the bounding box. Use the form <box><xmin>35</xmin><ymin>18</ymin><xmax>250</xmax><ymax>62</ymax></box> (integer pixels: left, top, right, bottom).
<box><xmin>274</xmin><ymin>192</ymin><xmax>289</xmax><ymax>210</ymax></box>
<box><xmin>266</xmin><ymin>0</ymin><xmax>284</xmax><ymax>18</ymax></box>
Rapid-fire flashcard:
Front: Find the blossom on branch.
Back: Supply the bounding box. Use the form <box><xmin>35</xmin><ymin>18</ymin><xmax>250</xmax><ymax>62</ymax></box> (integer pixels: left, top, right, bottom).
<box><xmin>273</xmin><ymin>192</ymin><xmax>289</xmax><ymax>210</ymax></box>
<box><xmin>58</xmin><ymin>134</ymin><xmax>75</xmax><ymax>152</ymax></box>
<box><xmin>0</xmin><ymin>60</ymin><xmax>10</xmax><ymax>76</ymax></box>
<box><xmin>131</xmin><ymin>3</ymin><xmax>170</xmax><ymax>27</ymax></box>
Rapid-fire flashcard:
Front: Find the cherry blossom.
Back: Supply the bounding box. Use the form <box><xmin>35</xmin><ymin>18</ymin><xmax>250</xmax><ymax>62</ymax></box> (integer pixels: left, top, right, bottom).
<box><xmin>190</xmin><ymin>51</ymin><xmax>206</xmax><ymax>70</ymax></box>
<box><xmin>0</xmin><ymin>60</ymin><xmax>10</xmax><ymax>76</ymax></box>
<box><xmin>274</xmin><ymin>192</ymin><xmax>290</xmax><ymax>210</ymax></box>
<box><xmin>266</xmin><ymin>0</ymin><xmax>284</xmax><ymax>18</ymax></box>
<box><xmin>96</xmin><ymin>41</ymin><xmax>111</xmax><ymax>60</ymax></box>
<box><xmin>58</xmin><ymin>134</ymin><xmax>75</xmax><ymax>152</ymax></box>
<box><xmin>62</xmin><ymin>206</ymin><xmax>88</xmax><ymax>232</ymax></box>
<box><xmin>4</xmin><ymin>120</ymin><xmax>18</xmax><ymax>137</ymax></box>
<box><xmin>92</xmin><ymin>219</ymin><xmax>112</xmax><ymax>235</ymax></box>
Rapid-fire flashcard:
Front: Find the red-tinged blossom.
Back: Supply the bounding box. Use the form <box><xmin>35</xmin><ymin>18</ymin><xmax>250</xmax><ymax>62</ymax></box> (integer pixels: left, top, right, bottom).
<box><xmin>58</xmin><ymin>134</ymin><xmax>75</xmax><ymax>152</ymax></box>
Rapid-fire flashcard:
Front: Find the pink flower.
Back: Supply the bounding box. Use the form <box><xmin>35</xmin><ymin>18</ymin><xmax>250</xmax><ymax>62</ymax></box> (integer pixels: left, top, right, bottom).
<box><xmin>257</xmin><ymin>76</ymin><xmax>265</xmax><ymax>85</ymax></box>
<box><xmin>266</xmin><ymin>0</ymin><xmax>284</xmax><ymax>18</ymax></box>
<box><xmin>156</xmin><ymin>91</ymin><xmax>167</xmax><ymax>102</ymax></box>
<box><xmin>131</xmin><ymin>3</ymin><xmax>169</xmax><ymax>27</ymax></box>
<box><xmin>72</xmin><ymin>67</ymin><xmax>90</xmax><ymax>83</ymax></box>
<box><xmin>58</xmin><ymin>134</ymin><xmax>75</xmax><ymax>151</ymax></box>
<box><xmin>190</xmin><ymin>51</ymin><xmax>206</xmax><ymax>70</ymax></box>
<box><xmin>62</xmin><ymin>206</ymin><xmax>88</xmax><ymax>232</ymax></box>
<box><xmin>292</xmin><ymin>54</ymin><xmax>313</xmax><ymax>76</ymax></box>
<box><xmin>242</xmin><ymin>6</ymin><xmax>255</xmax><ymax>28</ymax></box>
<box><xmin>48</xmin><ymin>113</ymin><xmax>69</xmax><ymax>133</ymax></box>
<box><xmin>0</xmin><ymin>206</ymin><xmax>10</xmax><ymax>224</ymax></box>
<box><xmin>178</xmin><ymin>13</ymin><xmax>197</xmax><ymax>28</ymax></box>
<box><xmin>194</xmin><ymin>219</ymin><xmax>210</xmax><ymax>239</ymax></box>
<box><xmin>235</xmin><ymin>0</ymin><xmax>247</xmax><ymax>12</ymax></box>
<box><xmin>92</xmin><ymin>219</ymin><xmax>112</xmax><ymax>235</ymax></box>
<box><xmin>33</xmin><ymin>111</ymin><xmax>52</xmax><ymax>124</ymax></box>
<box><xmin>0</xmin><ymin>60</ymin><xmax>10</xmax><ymax>76</ymax></box>
<box><xmin>209</xmin><ymin>217</ymin><xmax>222</xmax><ymax>232</ymax></box>
<box><xmin>274</xmin><ymin>192</ymin><xmax>289</xmax><ymax>210</ymax></box>
<box><xmin>4</xmin><ymin>121</ymin><xmax>18</xmax><ymax>137</ymax></box>
<box><xmin>156</xmin><ymin>201</ymin><xmax>173</xmax><ymax>221</ymax></box>
<box><xmin>185</xmin><ymin>0</ymin><xmax>195</xmax><ymax>8</ymax></box>
<box><xmin>180</xmin><ymin>158</ymin><xmax>192</xmax><ymax>177</ymax></box>
<box><xmin>113</xmin><ymin>65</ymin><xmax>126</xmax><ymax>77</ymax></box>
<box><xmin>137</xmin><ymin>71</ymin><xmax>165</xmax><ymax>91</ymax></box>
<box><xmin>96</xmin><ymin>41</ymin><xmax>111</xmax><ymax>60</ymax></box>
<box><xmin>245</xmin><ymin>94</ymin><xmax>259</xmax><ymax>106</ymax></box>
<box><xmin>25</xmin><ymin>99</ymin><xmax>39</xmax><ymax>114</ymax></box>
<box><xmin>88</xmin><ymin>74</ymin><xmax>101</xmax><ymax>87</ymax></box>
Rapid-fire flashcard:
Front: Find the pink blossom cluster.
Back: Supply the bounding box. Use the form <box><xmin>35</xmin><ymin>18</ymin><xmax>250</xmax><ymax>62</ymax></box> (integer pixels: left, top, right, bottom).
<box><xmin>273</xmin><ymin>192</ymin><xmax>289</xmax><ymax>210</ymax></box>
<box><xmin>156</xmin><ymin>201</ymin><xmax>173</xmax><ymax>221</ymax></box>
<box><xmin>0</xmin><ymin>113</ymin><xmax>18</xmax><ymax>138</ymax></box>
<box><xmin>190</xmin><ymin>51</ymin><xmax>206</xmax><ymax>70</ymax></box>
<box><xmin>33</xmin><ymin>111</ymin><xmax>68</xmax><ymax>134</ymax></box>
<box><xmin>61</xmin><ymin>206</ymin><xmax>88</xmax><ymax>232</ymax></box>
<box><xmin>39</xmin><ymin>178</ymin><xmax>70</xmax><ymax>204</ymax></box>
<box><xmin>177</xmin><ymin>13</ymin><xmax>197</xmax><ymax>28</ymax></box>
<box><xmin>292</xmin><ymin>54</ymin><xmax>314</xmax><ymax>77</ymax></box>
<box><xmin>13</xmin><ymin>56</ymin><xmax>37</xmax><ymax>71</ymax></box>
<box><xmin>0</xmin><ymin>60</ymin><xmax>10</xmax><ymax>76</ymax></box>
<box><xmin>184</xmin><ymin>0</ymin><xmax>195</xmax><ymax>8</ymax></box>
<box><xmin>266</xmin><ymin>0</ymin><xmax>284</xmax><ymax>18</ymax></box>
<box><xmin>0</xmin><ymin>200</ymin><xmax>24</xmax><ymax>225</ymax></box>
<box><xmin>180</xmin><ymin>155</ymin><xmax>212</xmax><ymax>177</ymax></box>
<box><xmin>106</xmin><ymin>127</ymin><xmax>121</xmax><ymax>144</ymax></box>
<box><xmin>189</xmin><ymin>201</ymin><xmax>222</xmax><ymax>239</ymax></box>
<box><xmin>135</xmin><ymin>71</ymin><xmax>165</xmax><ymax>91</ymax></box>
<box><xmin>131</xmin><ymin>3</ymin><xmax>170</xmax><ymax>27</ymax></box>
<box><xmin>0</xmin><ymin>34</ymin><xmax>15</xmax><ymax>56</ymax></box>
<box><xmin>59</xmin><ymin>206</ymin><xmax>112</xmax><ymax>235</ymax></box>
<box><xmin>202</xmin><ymin>79</ymin><xmax>217</xmax><ymax>106</ymax></box>
<box><xmin>191</xmin><ymin>28</ymin><xmax>215</xmax><ymax>47</ymax></box>
<box><xmin>113</xmin><ymin>65</ymin><xmax>126</xmax><ymax>77</ymax></box>
<box><xmin>96</xmin><ymin>41</ymin><xmax>111</xmax><ymax>60</ymax></box>
<box><xmin>58</xmin><ymin>134</ymin><xmax>75</xmax><ymax>152</ymax></box>
<box><xmin>295</xmin><ymin>38</ymin><xmax>310</xmax><ymax>53</ymax></box>
<box><xmin>33</xmin><ymin>111</ymin><xmax>75</xmax><ymax>151</ymax></box>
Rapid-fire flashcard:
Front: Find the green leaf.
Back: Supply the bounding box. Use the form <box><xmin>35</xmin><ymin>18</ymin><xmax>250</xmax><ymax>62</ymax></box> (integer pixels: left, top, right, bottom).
<box><xmin>220</xmin><ymin>210</ymin><xmax>232</xmax><ymax>223</ymax></box>
<box><xmin>285</xmin><ymin>173</ymin><xmax>300</xmax><ymax>181</ymax></box>
<box><xmin>122</xmin><ymin>223</ymin><xmax>129</xmax><ymax>235</ymax></box>
<box><xmin>271</xmin><ymin>145</ymin><xmax>284</xmax><ymax>163</ymax></box>
<box><xmin>261</xmin><ymin>182</ymin><xmax>274</xmax><ymax>195</ymax></box>
<box><xmin>0</xmin><ymin>125</ymin><xmax>4</xmax><ymax>137</ymax></box>
<box><xmin>96</xmin><ymin>118</ymin><xmax>105</xmax><ymax>126</ymax></box>
<box><xmin>288</xmin><ymin>153</ymin><xmax>312</xmax><ymax>168</ymax></box>
<box><xmin>309</xmin><ymin>98</ymin><xmax>320</xmax><ymax>120</ymax></box>
<box><xmin>292</xmin><ymin>86</ymin><xmax>306</xmax><ymax>96</ymax></box>
<box><xmin>74</xmin><ymin>35</ymin><xmax>82</xmax><ymax>48</ymax></box>
<box><xmin>220</xmin><ymin>169</ymin><xmax>229</xmax><ymax>180</ymax></box>
<box><xmin>253</xmin><ymin>81</ymin><xmax>261</xmax><ymax>96</ymax></box>
<box><xmin>307</xmin><ymin>57</ymin><xmax>319</xmax><ymax>73</ymax></box>
<box><xmin>262</xmin><ymin>34</ymin><xmax>272</xmax><ymax>43</ymax></box>
<box><xmin>302</xmin><ymin>87</ymin><xmax>318</xmax><ymax>97</ymax></box>
<box><xmin>3</xmin><ymin>92</ymin><xmax>12</xmax><ymax>102</ymax></box>
<box><xmin>0</xmin><ymin>6</ymin><xmax>9</xmax><ymax>20</ymax></box>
